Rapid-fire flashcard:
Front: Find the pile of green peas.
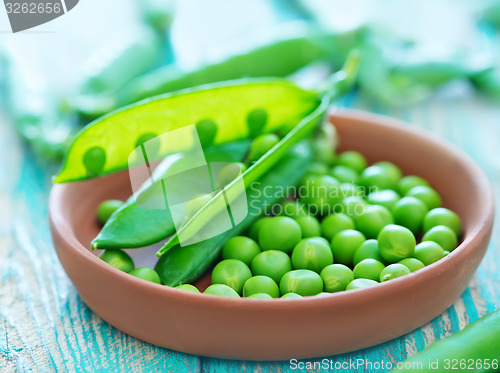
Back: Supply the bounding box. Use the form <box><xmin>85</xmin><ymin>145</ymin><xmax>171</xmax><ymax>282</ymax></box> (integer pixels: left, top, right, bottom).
<box><xmin>95</xmin><ymin>150</ymin><xmax>462</xmax><ymax>298</ymax></box>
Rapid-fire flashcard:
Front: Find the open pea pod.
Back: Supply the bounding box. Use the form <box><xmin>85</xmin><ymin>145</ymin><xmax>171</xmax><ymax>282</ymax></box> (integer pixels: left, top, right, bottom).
<box><xmin>54</xmin><ymin>79</ymin><xmax>320</xmax><ymax>183</ymax></box>
<box><xmin>155</xmin><ymin>141</ymin><xmax>313</xmax><ymax>286</ymax></box>
<box><xmin>92</xmin><ymin>140</ymin><xmax>251</xmax><ymax>250</ymax></box>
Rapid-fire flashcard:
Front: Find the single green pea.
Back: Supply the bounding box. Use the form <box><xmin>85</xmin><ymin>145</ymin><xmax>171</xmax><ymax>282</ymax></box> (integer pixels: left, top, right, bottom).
<box><xmin>359</xmin><ymin>164</ymin><xmax>400</xmax><ymax>192</ymax></box>
<box><xmin>258</xmin><ymin>216</ymin><xmax>302</xmax><ymax>253</ymax></box>
<box><xmin>373</xmin><ymin>161</ymin><xmax>402</xmax><ymax>183</ymax></box>
<box><xmin>320</xmin><ymin>264</ymin><xmax>354</xmax><ymax>292</ymax></box>
<box><xmin>99</xmin><ymin>249</ymin><xmax>134</xmax><ymax>273</ymax></box>
<box><xmin>307</xmin><ymin>162</ymin><xmax>329</xmax><ymax>175</ymax></box>
<box><xmin>247</xmin><ymin>293</ymin><xmax>273</xmax><ymax>299</ymax></box>
<box><xmin>251</xmin><ymin>250</ymin><xmax>292</xmax><ymax>284</ymax></box>
<box><xmin>279</xmin><ymin>269</ymin><xmax>324</xmax><ymax>296</ymax></box>
<box><xmin>398</xmin><ymin>175</ymin><xmax>430</xmax><ymax>195</ymax></box>
<box><xmin>339</xmin><ymin>183</ymin><xmax>364</xmax><ymax>199</ymax></box>
<box><xmin>135</xmin><ymin>132</ymin><xmax>157</xmax><ymax>149</ymax></box>
<box><xmin>330</xmin><ymin>165</ymin><xmax>359</xmax><ymax>183</ymax></box>
<box><xmin>248</xmin><ymin>217</ymin><xmax>272</xmax><ymax>242</ymax></box>
<box><xmin>175</xmin><ymin>284</ymin><xmax>200</xmax><ymax>293</ymax></box>
<box><xmin>281</xmin><ymin>200</ymin><xmax>308</xmax><ymax>219</ymax></box>
<box><xmin>377</xmin><ymin>224</ymin><xmax>416</xmax><ymax>263</ymax></box>
<box><xmin>380</xmin><ymin>263</ymin><xmax>411</xmax><ymax>282</ymax></box>
<box><xmin>353</xmin><ymin>259</ymin><xmax>385</xmax><ymax>282</ymax></box>
<box><xmin>299</xmin><ymin>174</ymin><xmax>341</xmax><ymax>216</ymax></box>
<box><xmin>422</xmin><ymin>225</ymin><xmax>458</xmax><ymax>252</ymax></box>
<box><xmin>246</xmin><ymin>109</ymin><xmax>268</xmax><ymax>137</ymax></box>
<box><xmin>330</xmin><ymin>229</ymin><xmax>366</xmax><ymax>267</ymax></box>
<box><xmin>204</xmin><ymin>284</ymin><xmax>240</xmax><ymax>298</ymax></box>
<box><xmin>243</xmin><ymin>275</ymin><xmax>280</xmax><ymax>298</ymax></box>
<box><xmin>128</xmin><ymin>267</ymin><xmax>161</xmax><ymax>284</ymax></box>
<box><xmin>354</xmin><ymin>204</ymin><xmax>394</xmax><ymax>239</ymax></box>
<box><xmin>83</xmin><ymin>146</ymin><xmax>106</xmax><ymax>177</ymax></box>
<box><xmin>398</xmin><ymin>258</ymin><xmax>425</xmax><ymax>272</ymax></box>
<box><xmin>320</xmin><ymin>213</ymin><xmax>355</xmax><ymax>241</ymax></box>
<box><xmin>392</xmin><ymin>196</ymin><xmax>429</xmax><ymax>235</ymax></box>
<box><xmin>97</xmin><ymin>199</ymin><xmax>124</xmax><ymax>225</ymax></box>
<box><xmin>291</xmin><ymin>237</ymin><xmax>333</xmax><ymax>273</ymax></box>
<box><xmin>218</xmin><ymin>162</ymin><xmax>246</xmax><ymax>187</ymax></box>
<box><xmin>295</xmin><ymin>215</ymin><xmax>321</xmax><ymax>238</ymax></box>
<box><xmin>341</xmin><ymin>196</ymin><xmax>368</xmax><ymax>218</ymax></box>
<box><xmin>222</xmin><ymin>236</ymin><xmax>261</xmax><ymax>266</ymax></box>
<box><xmin>281</xmin><ymin>292</ymin><xmax>302</xmax><ymax>299</ymax></box>
<box><xmin>195</xmin><ymin>119</ymin><xmax>218</xmax><ymax>147</ymax></box>
<box><xmin>423</xmin><ymin>208</ymin><xmax>461</xmax><ymax>236</ymax></box>
<box><xmin>211</xmin><ymin>259</ymin><xmax>252</xmax><ymax>295</ymax></box>
<box><xmin>312</xmin><ymin>140</ymin><xmax>336</xmax><ymax>166</ymax></box>
<box><xmin>406</xmin><ymin>186</ymin><xmax>442</xmax><ymax>210</ymax></box>
<box><xmin>353</xmin><ymin>239</ymin><xmax>385</xmax><ymax>266</ymax></box>
<box><xmin>336</xmin><ymin>151</ymin><xmax>367</xmax><ymax>173</ymax></box>
<box><xmin>366</xmin><ymin>189</ymin><xmax>401</xmax><ymax>210</ymax></box>
<box><xmin>248</xmin><ymin>133</ymin><xmax>280</xmax><ymax>162</ymax></box>
<box><xmin>346</xmin><ymin>278</ymin><xmax>378</xmax><ymax>290</ymax></box>
<box><xmin>414</xmin><ymin>241</ymin><xmax>445</xmax><ymax>266</ymax></box>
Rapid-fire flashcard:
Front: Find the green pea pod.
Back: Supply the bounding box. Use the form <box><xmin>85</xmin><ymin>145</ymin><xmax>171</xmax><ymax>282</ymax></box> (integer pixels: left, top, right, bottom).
<box><xmin>155</xmin><ymin>142</ymin><xmax>312</xmax><ymax>286</ymax></box>
<box><xmin>392</xmin><ymin>309</ymin><xmax>500</xmax><ymax>373</ymax></box>
<box><xmin>55</xmin><ymin>79</ymin><xmax>320</xmax><ymax>183</ymax></box>
<box><xmin>92</xmin><ymin>140</ymin><xmax>251</xmax><ymax>250</ymax></box>
<box><xmin>157</xmin><ymin>51</ymin><xmax>359</xmax><ymax>255</ymax></box>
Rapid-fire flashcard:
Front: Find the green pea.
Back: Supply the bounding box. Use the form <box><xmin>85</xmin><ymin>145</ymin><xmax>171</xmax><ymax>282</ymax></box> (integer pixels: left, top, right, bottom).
<box><xmin>398</xmin><ymin>258</ymin><xmax>425</xmax><ymax>272</ymax></box>
<box><xmin>377</xmin><ymin>224</ymin><xmax>416</xmax><ymax>263</ymax></box>
<box><xmin>281</xmin><ymin>292</ymin><xmax>302</xmax><ymax>299</ymax></box>
<box><xmin>339</xmin><ymin>183</ymin><xmax>364</xmax><ymax>199</ymax></box>
<box><xmin>422</xmin><ymin>225</ymin><xmax>458</xmax><ymax>252</ymax></box>
<box><xmin>307</xmin><ymin>162</ymin><xmax>329</xmax><ymax>175</ymax></box>
<box><xmin>135</xmin><ymin>133</ymin><xmax>160</xmax><ymax>157</ymax></box>
<box><xmin>175</xmin><ymin>284</ymin><xmax>200</xmax><ymax>293</ymax></box>
<box><xmin>354</xmin><ymin>204</ymin><xmax>394</xmax><ymax>239</ymax></box>
<box><xmin>320</xmin><ymin>213</ymin><xmax>355</xmax><ymax>241</ymax></box>
<box><xmin>330</xmin><ymin>229</ymin><xmax>366</xmax><ymax>267</ymax></box>
<box><xmin>299</xmin><ymin>174</ymin><xmax>341</xmax><ymax>216</ymax></box>
<box><xmin>320</xmin><ymin>264</ymin><xmax>354</xmax><ymax>292</ymax></box>
<box><xmin>330</xmin><ymin>165</ymin><xmax>359</xmax><ymax>183</ymax></box>
<box><xmin>204</xmin><ymin>284</ymin><xmax>240</xmax><ymax>298</ymax></box>
<box><xmin>222</xmin><ymin>236</ymin><xmax>261</xmax><ymax>266</ymax></box>
<box><xmin>251</xmin><ymin>250</ymin><xmax>292</xmax><ymax>284</ymax></box>
<box><xmin>291</xmin><ymin>237</ymin><xmax>333</xmax><ymax>273</ymax></box>
<box><xmin>346</xmin><ymin>278</ymin><xmax>378</xmax><ymax>290</ymax></box>
<box><xmin>83</xmin><ymin>146</ymin><xmax>106</xmax><ymax>177</ymax></box>
<box><xmin>248</xmin><ymin>133</ymin><xmax>280</xmax><ymax>162</ymax></box>
<box><xmin>414</xmin><ymin>241</ymin><xmax>445</xmax><ymax>266</ymax></box>
<box><xmin>243</xmin><ymin>275</ymin><xmax>280</xmax><ymax>298</ymax></box>
<box><xmin>281</xmin><ymin>200</ymin><xmax>308</xmax><ymax>219</ymax></box>
<box><xmin>247</xmin><ymin>109</ymin><xmax>268</xmax><ymax>137</ymax></box>
<box><xmin>359</xmin><ymin>164</ymin><xmax>400</xmax><ymax>192</ymax></box>
<box><xmin>279</xmin><ymin>270</ymin><xmax>324</xmax><ymax>296</ymax></box>
<box><xmin>99</xmin><ymin>249</ymin><xmax>134</xmax><ymax>273</ymax></box>
<box><xmin>398</xmin><ymin>175</ymin><xmax>430</xmax><ymax>195</ymax></box>
<box><xmin>373</xmin><ymin>161</ymin><xmax>402</xmax><ymax>183</ymax></box>
<box><xmin>392</xmin><ymin>196</ymin><xmax>429</xmax><ymax>235</ymax></box>
<box><xmin>195</xmin><ymin>119</ymin><xmax>218</xmax><ymax>147</ymax></box>
<box><xmin>380</xmin><ymin>263</ymin><xmax>411</xmax><ymax>282</ymax></box>
<box><xmin>218</xmin><ymin>162</ymin><xmax>246</xmax><ymax>187</ymax></box>
<box><xmin>353</xmin><ymin>259</ymin><xmax>385</xmax><ymax>282</ymax></box>
<box><xmin>258</xmin><ymin>216</ymin><xmax>302</xmax><ymax>253</ymax></box>
<box><xmin>366</xmin><ymin>189</ymin><xmax>401</xmax><ymax>210</ymax></box>
<box><xmin>97</xmin><ymin>199</ymin><xmax>123</xmax><ymax>225</ymax></box>
<box><xmin>337</xmin><ymin>151</ymin><xmax>367</xmax><ymax>173</ymax></box>
<box><xmin>353</xmin><ymin>239</ymin><xmax>385</xmax><ymax>266</ymax></box>
<box><xmin>295</xmin><ymin>215</ymin><xmax>321</xmax><ymax>237</ymax></box>
<box><xmin>128</xmin><ymin>267</ymin><xmax>161</xmax><ymax>284</ymax></box>
<box><xmin>423</xmin><ymin>208</ymin><xmax>461</xmax><ymax>236</ymax></box>
<box><xmin>406</xmin><ymin>186</ymin><xmax>442</xmax><ymax>210</ymax></box>
<box><xmin>312</xmin><ymin>140</ymin><xmax>336</xmax><ymax>166</ymax></box>
<box><xmin>341</xmin><ymin>196</ymin><xmax>367</xmax><ymax>218</ymax></box>
<box><xmin>211</xmin><ymin>259</ymin><xmax>252</xmax><ymax>295</ymax></box>
<box><xmin>248</xmin><ymin>217</ymin><xmax>272</xmax><ymax>242</ymax></box>
<box><xmin>248</xmin><ymin>293</ymin><xmax>272</xmax><ymax>299</ymax></box>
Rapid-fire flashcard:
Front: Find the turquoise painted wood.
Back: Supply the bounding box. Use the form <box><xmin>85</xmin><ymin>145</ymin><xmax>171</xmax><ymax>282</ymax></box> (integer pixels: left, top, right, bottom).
<box><xmin>0</xmin><ymin>91</ymin><xmax>499</xmax><ymax>373</ymax></box>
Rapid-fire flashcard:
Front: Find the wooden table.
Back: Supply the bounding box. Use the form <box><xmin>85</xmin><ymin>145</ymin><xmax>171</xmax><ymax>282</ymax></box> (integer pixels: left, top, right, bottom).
<box><xmin>0</xmin><ymin>92</ymin><xmax>498</xmax><ymax>372</ymax></box>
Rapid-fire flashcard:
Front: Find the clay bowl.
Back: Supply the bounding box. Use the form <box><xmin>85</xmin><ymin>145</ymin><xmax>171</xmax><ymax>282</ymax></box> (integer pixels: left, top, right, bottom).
<box><xmin>49</xmin><ymin>110</ymin><xmax>494</xmax><ymax>361</ymax></box>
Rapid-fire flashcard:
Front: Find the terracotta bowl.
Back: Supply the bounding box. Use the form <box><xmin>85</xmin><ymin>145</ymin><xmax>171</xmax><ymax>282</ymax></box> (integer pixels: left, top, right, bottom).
<box><xmin>49</xmin><ymin>110</ymin><xmax>494</xmax><ymax>361</ymax></box>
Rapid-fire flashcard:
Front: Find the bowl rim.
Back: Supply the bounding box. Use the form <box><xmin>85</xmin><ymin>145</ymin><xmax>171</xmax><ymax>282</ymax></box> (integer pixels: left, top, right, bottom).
<box><xmin>49</xmin><ymin>108</ymin><xmax>495</xmax><ymax>310</ymax></box>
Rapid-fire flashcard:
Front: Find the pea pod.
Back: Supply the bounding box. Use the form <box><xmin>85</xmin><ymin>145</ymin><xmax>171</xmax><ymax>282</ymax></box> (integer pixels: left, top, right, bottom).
<box><xmin>392</xmin><ymin>309</ymin><xmax>500</xmax><ymax>373</ymax></box>
<box><xmin>92</xmin><ymin>140</ymin><xmax>251</xmax><ymax>250</ymax></box>
<box><xmin>55</xmin><ymin>79</ymin><xmax>320</xmax><ymax>183</ymax></box>
<box><xmin>155</xmin><ymin>142</ymin><xmax>312</xmax><ymax>286</ymax></box>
